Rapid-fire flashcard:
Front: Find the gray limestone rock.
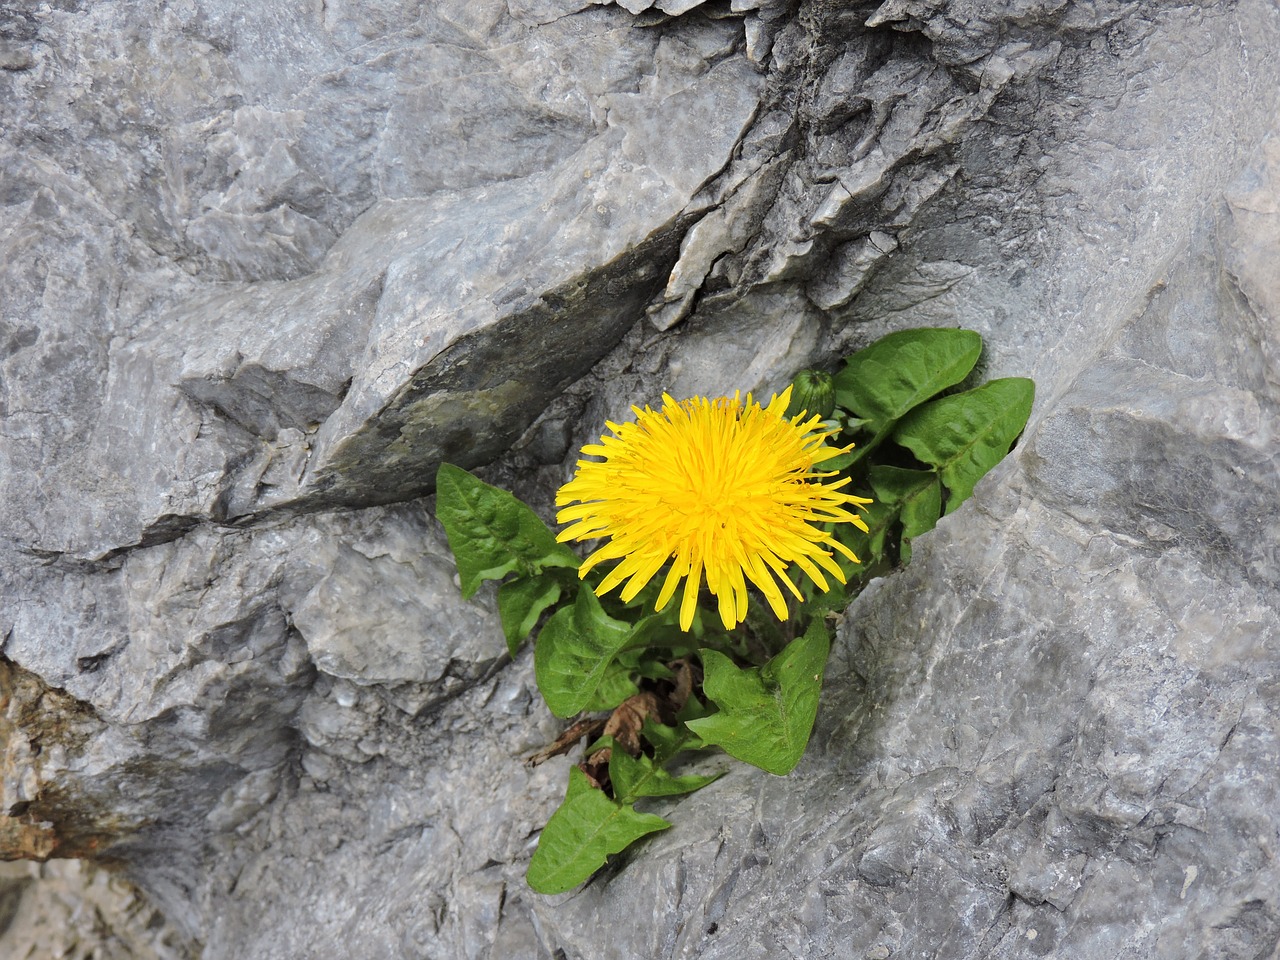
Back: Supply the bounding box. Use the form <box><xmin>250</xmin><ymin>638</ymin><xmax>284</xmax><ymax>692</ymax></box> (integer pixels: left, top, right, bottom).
<box><xmin>0</xmin><ymin>860</ymin><xmax>187</xmax><ymax>960</ymax></box>
<box><xmin>2</xmin><ymin>0</ymin><xmax>1279</xmax><ymax>958</ymax></box>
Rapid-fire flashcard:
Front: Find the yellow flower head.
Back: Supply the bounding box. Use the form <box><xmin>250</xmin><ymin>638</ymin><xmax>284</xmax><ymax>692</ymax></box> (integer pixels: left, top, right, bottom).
<box><xmin>555</xmin><ymin>386</ymin><xmax>873</xmax><ymax>632</ymax></box>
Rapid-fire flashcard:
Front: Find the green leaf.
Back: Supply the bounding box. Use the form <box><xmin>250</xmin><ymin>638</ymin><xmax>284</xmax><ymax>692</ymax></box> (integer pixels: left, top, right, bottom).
<box><xmin>891</xmin><ymin>377</ymin><xmax>1034</xmax><ymax>514</ymax></box>
<box><xmin>534</xmin><ymin>588</ymin><xmax>635</xmax><ymax>718</ymax></box>
<box><xmin>833</xmin><ymin>328</ymin><xmax>982</xmax><ymax>434</ymax></box>
<box><xmin>497</xmin><ymin>576</ymin><xmax>563</xmax><ymax>657</ymax></box>
<box><xmin>527</xmin><ymin>767</ymin><xmax>670</xmax><ymax>894</ymax></box>
<box><xmin>686</xmin><ymin>621</ymin><xmax>831</xmax><ymax>776</ymax></box>
<box><xmin>821</xmin><ymin>449</ymin><xmax>857</xmax><ymax>472</ymax></box>
<box><xmin>609</xmin><ymin>749</ymin><xmax>720</xmax><ymax>802</ymax></box>
<box><xmin>674</xmin><ymin>693</ymin><xmax>713</xmax><ymax>726</ymax></box>
<box><xmin>838</xmin><ymin>498</ymin><xmax>896</xmax><ymax>566</ymax></box>
<box><xmin>635</xmin><ymin>660</ymin><xmax>676</xmax><ymax>682</ymax></box>
<box><xmin>797</xmin><ymin>577</ymin><xmax>854</xmax><ymax>623</ymax></box>
<box><xmin>868</xmin><ymin>465</ymin><xmax>943</xmax><ymax>563</ymax></box>
<box><xmin>583</xmin><ymin>650</ymin><xmax>643</xmax><ymax>713</ymax></box>
<box><xmin>641</xmin><ymin>718</ymin><xmax>698</xmax><ymax>762</ymax></box>
<box><xmin>435</xmin><ymin>463</ymin><xmax>580</xmax><ymax>598</ymax></box>
<box><xmin>868</xmin><ymin>465</ymin><xmax>936</xmax><ymax>507</ymax></box>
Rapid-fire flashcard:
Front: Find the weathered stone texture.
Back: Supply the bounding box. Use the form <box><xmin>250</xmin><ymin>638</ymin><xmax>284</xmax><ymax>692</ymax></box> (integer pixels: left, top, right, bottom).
<box><xmin>0</xmin><ymin>859</ymin><xmax>188</xmax><ymax>960</ymax></box>
<box><xmin>2</xmin><ymin>0</ymin><xmax>1278</xmax><ymax>957</ymax></box>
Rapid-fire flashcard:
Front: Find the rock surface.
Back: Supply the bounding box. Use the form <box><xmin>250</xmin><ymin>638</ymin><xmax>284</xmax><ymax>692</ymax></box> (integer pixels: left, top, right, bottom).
<box><xmin>2</xmin><ymin>0</ymin><xmax>1278</xmax><ymax>957</ymax></box>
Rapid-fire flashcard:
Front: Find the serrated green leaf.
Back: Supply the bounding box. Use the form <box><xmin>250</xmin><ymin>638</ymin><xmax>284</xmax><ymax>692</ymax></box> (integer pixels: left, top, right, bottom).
<box><xmin>897</xmin><ymin>484</ymin><xmax>942</xmax><ymax>561</ymax></box>
<box><xmin>435</xmin><ymin>463</ymin><xmax>580</xmax><ymax>598</ymax></box>
<box><xmin>527</xmin><ymin>767</ymin><xmax>670</xmax><ymax>894</ymax></box>
<box><xmin>866</xmin><ymin>512</ymin><xmax>891</xmax><ymax>558</ymax></box>
<box><xmin>609</xmin><ymin>749</ymin><xmax>720</xmax><ymax>802</ymax></box>
<box><xmin>534</xmin><ymin>588</ymin><xmax>636</xmax><ymax>718</ymax></box>
<box><xmin>686</xmin><ymin>621</ymin><xmax>831</xmax><ymax>776</ymax></box>
<box><xmin>798</xmin><ymin>577</ymin><xmax>854</xmax><ymax>622</ymax></box>
<box><xmin>641</xmin><ymin>718</ymin><xmax>698</xmax><ymax>762</ymax></box>
<box><xmin>891</xmin><ymin>377</ymin><xmax>1034</xmax><ymax>514</ymax></box>
<box><xmin>821</xmin><ymin>449</ymin><xmax>857</xmax><ymax>472</ymax></box>
<box><xmin>832</xmin><ymin>329</ymin><xmax>983</xmax><ymax>470</ymax></box>
<box><xmin>833</xmin><ymin>328</ymin><xmax>982</xmax><ymax>433</ymax></box>
<box><xmin>868</xmin><ymin>465</ymin><xmax>935</xmax><ymax>505</ymax></box>
<box><xmin>583</xmin><ymin>650</ymin><xmax>643</xmax><ymax>713</ymax></box>
<box><xmin>636</xmin><ymin>660</ymin><xmax>675</xmax><ymax>682</ymax></box>
<box><xmin>617</xmin><ymin>607</ymin><xmax>681</xmax><ymax>650</ymax></box>
<box><xmin>869</xmin><ymin>465</ymin><xmax>943</xmax><ymax>563</ymax></box>
<box><xmin>674</xmin><ymin>693</ymin><xmax>713</xmax><ymax>726</ymax></box>
<box><xmin>840</xmin><ymin>498</ymin><xmax>897</xmax><ymax>564</ymax></box>
<box><xmin>497</xmin><ymin>576</ymin><xmax>563</xmax><ymax>657</ymax></box>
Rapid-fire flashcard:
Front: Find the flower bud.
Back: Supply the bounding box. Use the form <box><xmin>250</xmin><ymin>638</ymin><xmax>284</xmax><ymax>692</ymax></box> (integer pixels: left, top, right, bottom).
<box><xmin>785</xmin><ymin>370</ymin><xmax>836</xmax><ymax>420</ymax></box>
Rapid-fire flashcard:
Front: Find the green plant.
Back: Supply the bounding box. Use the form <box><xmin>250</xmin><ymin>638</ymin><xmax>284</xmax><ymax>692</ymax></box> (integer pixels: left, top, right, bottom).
<box><xmin>435</xmin><ymin>327</ymin><xmax>1033</xmax><ymax>894</ymax></box>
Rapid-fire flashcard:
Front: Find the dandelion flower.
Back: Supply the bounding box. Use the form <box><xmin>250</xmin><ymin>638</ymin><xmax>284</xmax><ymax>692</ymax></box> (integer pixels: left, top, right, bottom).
<box><xmin>555</xmin><ymin>387</ymin><xmax>872</xmax><ymax>632</ymax></box>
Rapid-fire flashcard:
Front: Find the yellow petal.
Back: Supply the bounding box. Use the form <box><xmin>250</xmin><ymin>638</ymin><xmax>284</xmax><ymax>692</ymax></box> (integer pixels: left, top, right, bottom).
<box><xmin>554</xmin><ymin>388</ymin><xmax>871</xmax><ymax>631</ymax></box>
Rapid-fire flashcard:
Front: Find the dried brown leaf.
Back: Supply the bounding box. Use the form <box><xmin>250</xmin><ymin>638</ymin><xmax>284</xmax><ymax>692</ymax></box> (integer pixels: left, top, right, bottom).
<box><xmin>525</xmin><ymin>717</ymin><xmax>606</xmax><ymax>768</ymax></box>
<box><xmin>603</xmin><ymin>691</ymin><xmax>661</xmax><ymax>757</ymax></box>
<box><xmin>666</xmin><ymin>657</ymin><xmax>698</xmax><ymax>718</ymax></box>
<box><xmin>579</xmin><ymin>746</ymin><xmax>611</xmax><ymax>791</ymax></box>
